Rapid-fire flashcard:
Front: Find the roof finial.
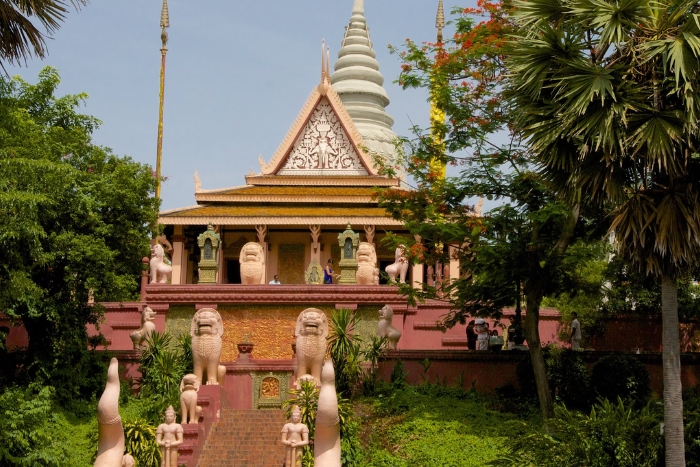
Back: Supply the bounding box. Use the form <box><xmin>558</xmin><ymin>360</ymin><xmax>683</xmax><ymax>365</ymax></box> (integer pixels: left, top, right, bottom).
<box><xmin>352</xmin><ymin>0</ymin><xmax>364</xmax><ymax>15</ymax></box>
<box><xmin>160</xmin><ymin>0</ymin><xmax>170</xmax><ymax>49</ymax></box>
<box><xmin>319</xmin><ymin>39</ymin><xmax>331</xmax><ymax>95</ymax></box>
<box><xmin>436</xmin><ymin>0</ymin><xmax>445</xmax><ymax>43</ymax></box>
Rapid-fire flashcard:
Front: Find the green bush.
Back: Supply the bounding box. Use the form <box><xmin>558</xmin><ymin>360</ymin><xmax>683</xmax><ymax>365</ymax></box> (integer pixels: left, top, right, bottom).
<box><xmin>516</xmin><ymin>347</ymin><xmax>592</xmax><ymax>409</ymax></box>
<box><xmin>591</xmin><ymin>355</ymin><xmax>651</xmax><ymax>406</ymax></box>
<box><xmin>123</xmin><ymin>418</ymin><xmax>160</xmax><ymax>467</ymax></box>
<box><xmin>684</xmin><ymin>388</ymin><xmax>700</xmax><ymax>467</ymax></box>
<box><xmin>491</xmin><ymin>398</ymin><xmax>663</xmax><ymax>467</ymax></box>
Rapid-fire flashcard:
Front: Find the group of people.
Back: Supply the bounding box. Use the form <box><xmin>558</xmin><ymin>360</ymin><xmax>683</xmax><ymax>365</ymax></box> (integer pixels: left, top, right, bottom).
<box><xmin>465</xmin><ymin>312</ymin><xmax>582</xmax><ymax>351</ymax></box>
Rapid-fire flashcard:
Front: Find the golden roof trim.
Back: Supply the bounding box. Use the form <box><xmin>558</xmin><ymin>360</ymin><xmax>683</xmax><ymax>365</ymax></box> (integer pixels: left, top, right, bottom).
<box><xmin>158</xmin><ymin>216</ymin><xmax>404</xmax><ymax>226</ymax></box>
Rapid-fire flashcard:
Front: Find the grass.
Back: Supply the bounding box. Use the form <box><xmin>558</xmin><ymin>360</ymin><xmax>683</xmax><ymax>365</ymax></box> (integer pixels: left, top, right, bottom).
<box><xmin>357</xmin><ymin>385</ymin><xmax>537</xmax><ymax>467</ymax></box>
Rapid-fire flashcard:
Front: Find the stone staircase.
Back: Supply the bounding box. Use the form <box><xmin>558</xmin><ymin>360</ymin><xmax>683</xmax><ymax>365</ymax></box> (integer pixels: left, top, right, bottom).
<box><xmin>197</xmin><ymin>409</ymin><xmax>288</xmax><ymax>466</ymax></box>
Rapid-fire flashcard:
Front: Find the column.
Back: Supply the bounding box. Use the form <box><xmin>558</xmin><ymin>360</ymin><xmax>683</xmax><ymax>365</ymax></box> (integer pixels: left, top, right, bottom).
<box><xmin>171</xmin><ymin>226</ymin><xmax>186</xmax><ymax>285</ymax></box>
<box><xmin>412</xmin><ymin>235</ymin><xmax>424</xmax><ymax>289</ymax></box>
<box><xmin>256</xmin><ymin>225</ymin><xmax>268</xmax><ymax>284</ymax></box>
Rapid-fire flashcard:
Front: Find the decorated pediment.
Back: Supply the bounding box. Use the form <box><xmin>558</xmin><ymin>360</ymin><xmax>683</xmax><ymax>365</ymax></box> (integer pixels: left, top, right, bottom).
<box><xmin>259</xmin><ymin>50</ymin><xmax>378</xmax><ymax>177</ymax></box>
<box><xmin>279</xmin><ymin>98</ymin><xmax>366</xmax><ymax>175</ymax></box>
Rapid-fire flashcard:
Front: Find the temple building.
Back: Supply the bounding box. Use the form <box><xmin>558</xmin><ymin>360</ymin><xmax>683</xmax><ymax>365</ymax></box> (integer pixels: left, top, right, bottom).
<box><xmin>158</xmin><ymin>0</ymin><xmax>415</xmax><ymax>286</ymax></box>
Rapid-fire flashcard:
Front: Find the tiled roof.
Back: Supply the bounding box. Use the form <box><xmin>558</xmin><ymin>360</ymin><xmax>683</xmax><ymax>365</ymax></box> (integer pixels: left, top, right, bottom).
<box><xmin>160</xmin><ymin>205</ymin><xmax>391</xmax><ymax>218</ymax></box>
<box><xmin>212</xmin><ymin>186</ymin><xmax>377</xmax><ymax>196</ymax></box>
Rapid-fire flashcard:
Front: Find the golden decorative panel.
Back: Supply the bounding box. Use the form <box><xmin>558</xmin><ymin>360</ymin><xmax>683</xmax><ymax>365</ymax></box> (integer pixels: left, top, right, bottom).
<box><xmin>278</xmin><ymin>244</ymin><xmax>305</xmax><ymax>285</ymax></box>
<box><xmin>261</xmin><ymin>377</ymin><xmax>280</xmax><ymax>398</ymax></box>
<box><xmin>164</xmin><ymin>305</ymin><xmax>196</xmax><ymax>349</ymax></box>
<box><xmin>218</xmin><ymin>305</ymin><xmax>334</xmax><ymax>361</ymax></box>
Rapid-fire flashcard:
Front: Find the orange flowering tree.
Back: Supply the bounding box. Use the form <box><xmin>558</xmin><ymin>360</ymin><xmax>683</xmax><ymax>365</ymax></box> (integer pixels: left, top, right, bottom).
<box><xmin>377</xmin><ymin>2</ymin><xmax>605</xmax><ymax>419</ymax></box>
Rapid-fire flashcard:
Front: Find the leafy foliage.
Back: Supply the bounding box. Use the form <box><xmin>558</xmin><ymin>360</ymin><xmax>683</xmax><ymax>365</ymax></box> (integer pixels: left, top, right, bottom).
<box><xmin>328</xmin><ymin>309</ymin><xmax>364</xmax><ymax>396</ymax></box>
<box><xmin>591</xmin><ymin>355</ymin><xmax>651</xmax><ymax>407</ymax></box>
<box><xmin>0</xmin><ymin>0</ymin><xmax>87</xmax><ymax>69</ymax></box>
<box><xmin>123</xmin><ymin>418</ymin><xmax>160</xmax><ymax>467</ymax></box>
<box><xmin>0</xmin><ymin>68</ymin><xmax>158</xmax><ymax>402</ymax></box>
<box><xmin>491</xmin><ymin>399</ymin><xmax>664</xmax><ymax>467</ymax></box>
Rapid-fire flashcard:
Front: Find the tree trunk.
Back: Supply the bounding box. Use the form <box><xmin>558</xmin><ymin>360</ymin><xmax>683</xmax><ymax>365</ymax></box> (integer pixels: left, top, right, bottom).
<box><xmin>524</xmin><ymin>292</ymin><xmax>554</xmax><ymax>419</ymax></box>
<box><xmin>662</xmin><ymin>277</ymin><xmax>685</xmax><ymax>467</ymax></box>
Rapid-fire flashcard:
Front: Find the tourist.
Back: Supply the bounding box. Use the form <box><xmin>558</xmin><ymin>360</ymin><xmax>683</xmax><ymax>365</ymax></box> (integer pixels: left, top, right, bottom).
<box><xmin>570</xmin><ymin>312</ymin><xmax>582</xmax><ymax>350</ymax></box>
<box><xmin>269</xmin><ymin>274</ymin><xmax>281</xmax><ymax>285</ymax></box>
<box><xmin>466</xmin><ymin>320</ymin><xmax>477</xmax><ymax>350</ymax></box>
<box><xmin>474</xmin><ymin>319</ymin><xmax>489</xmax><ymax>350</ymax></box>
<box><xmin>324</xmin><ymin>259</ymin><xmax>334</xmax><ymax>284</ymax></box>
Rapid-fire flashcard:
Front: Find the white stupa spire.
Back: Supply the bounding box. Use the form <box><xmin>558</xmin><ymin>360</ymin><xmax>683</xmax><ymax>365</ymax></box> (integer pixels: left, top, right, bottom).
<box><xmin>331</xmin><ymin>0</ymin><xmax>399</xmax><ymax>165</ymax></box>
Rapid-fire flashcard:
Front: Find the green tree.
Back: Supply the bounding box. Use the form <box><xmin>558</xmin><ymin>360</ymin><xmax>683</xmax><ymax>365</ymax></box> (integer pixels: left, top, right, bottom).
<box><xmin>0</xmin><ymin>67</ymin><xmax>158</xmax><ymax>402</ymax></box>
<box><xmin>0</xmin><ymin>0</ymin><xmax>87</xmax><ymax>69</ymax></box>
<box><xmin>508</xmin><ymin>0</ymin><xmax>700</xmax><ymax>463</ymax></box>
<box><xmin>380</xmin><ymin>2</ymin><xmax>604</xmax><ymax>419</ymax></box>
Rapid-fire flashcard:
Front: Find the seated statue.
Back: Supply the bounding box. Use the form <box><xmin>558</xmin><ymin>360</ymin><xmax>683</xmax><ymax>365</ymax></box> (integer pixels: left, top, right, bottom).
<box><xmin>150</xmin><ymin>243</ymin><xmax>173</xmax><ymax>284</ymax></box>
<box><xmin>385</xmin><ymin>245</ymin><xmax>409</xmax><ymax>283</ymax></box>
<box><xmin>156</xmin><ymin>406</ymin><xmax>183</xmax><ymax>467</ymax></box>
<box><xmin>356</xmin><ymin>242</ymin><xmax>379</xmax><ymax>285</ymax></box>
<box><xmin>130</xmin><ymin>306</ymin><xmax>157</xmax><ymax>350</ymax></box>
<box><xmin>377</xmin><ymin>305</ymin><xmax>402</xmax><ymax>349</ymax></box>
<box><xmin>239</xmin><ymin>242</ymin><xmax>265</xmax><ymax>285</ymax></box>
<box><xmin>295</xmin><ymin>308</ymin><xmax>328</xmax><ymax>384</ymax></box>
<box><xmin>190</xmin><ymin>308</ymin><xmax>227</xmax><ymax>385</ymax></box>
<box><xmin>179</xmin><ymin>374</ymin><xmax>203</xmax><ymax>424</ymax></box>
<box><xmin>281</xmin><ymin>406</ymin><xmax>309</xmax><ymax>467</ymax></box>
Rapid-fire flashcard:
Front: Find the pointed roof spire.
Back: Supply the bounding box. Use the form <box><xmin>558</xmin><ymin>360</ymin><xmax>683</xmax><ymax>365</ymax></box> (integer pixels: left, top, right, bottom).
<box><xmin>436</xmin><ymin>0</ymin><xmax>445</xmax><ymax>43</ymax></box>
<box><xmin>331</xmin><ymin>0</ymin><xmax>398</xmax><ymax>163</ymax></box>
<box><xmin>160</xmin><ymin>0</ymin><xmax>170</xmax><ymax>50</ymax></box>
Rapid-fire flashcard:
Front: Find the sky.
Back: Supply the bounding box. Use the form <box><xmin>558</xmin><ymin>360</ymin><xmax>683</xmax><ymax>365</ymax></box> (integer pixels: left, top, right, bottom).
<box><xmin>7</xmin><ymin>0</ymin><xmax>472</xmax><ymax>211</ymax></box>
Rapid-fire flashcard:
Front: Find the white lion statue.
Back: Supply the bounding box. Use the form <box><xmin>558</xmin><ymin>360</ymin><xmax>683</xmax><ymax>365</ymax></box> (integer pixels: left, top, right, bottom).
<box><xmin>295</xmin><ymin>308</ymin><xmax>328</xmax><ymax>384</ymax></box>
<box><xmin>190</xmin><ymin>308</ymin><xmax>226</xmax><ymax>385</ymax></box>
<box><xmin>356</xmin><ymin>242</ymin><xmax>379</xmax><ymax>285</ymax></box>
<box><xmin>239</xmin><ymin>242</ymin><xmax>265</xmax><ymax>284</ymax></box>
<box><xmin>150</xmin><ymin>243</ymin><xmax>172</xmax><ymax>284</ymax></box>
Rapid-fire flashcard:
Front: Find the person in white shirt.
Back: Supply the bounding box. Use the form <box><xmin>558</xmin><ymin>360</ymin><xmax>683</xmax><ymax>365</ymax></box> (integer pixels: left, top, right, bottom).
<box><xmin>570</xmin><ymin>312</ymin><xmax>582</xmax><ymax>350</ymax></box>
<box><xmin>269</xmin><ymin>275</ymin><xmax>281</xmax><ymax>285</ymax></box>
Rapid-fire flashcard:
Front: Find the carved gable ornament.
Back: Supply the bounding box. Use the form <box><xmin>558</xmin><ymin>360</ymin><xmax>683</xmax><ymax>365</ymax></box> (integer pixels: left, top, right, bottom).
<box><xmin>259</xmin><ymin>75</ymin><xmax>378</xmax><ymax>176</ymax></box>
<box><xmin>280</xmin><ymin>99</ymin><xmax>366</xmax><ymax>175</ymax></box>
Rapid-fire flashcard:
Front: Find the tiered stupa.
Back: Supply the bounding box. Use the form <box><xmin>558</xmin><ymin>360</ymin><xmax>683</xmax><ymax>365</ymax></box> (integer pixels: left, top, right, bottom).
<box><xmin>331</xmin><ymin>0</ymin><xmax>400</xmax><ymax>165</ymax></box>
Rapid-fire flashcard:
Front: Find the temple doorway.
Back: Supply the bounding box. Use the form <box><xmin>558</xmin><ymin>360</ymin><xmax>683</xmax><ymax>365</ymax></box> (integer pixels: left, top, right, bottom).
<box><xmin>278</xmin><ymin>244</ymin><xmax>305</xmax><ymax>284</ymax></box>
<box><xmin>378</xmin><ymin>260</ymin><xmax>393</xmax><ymax>285</ymax></box>
<box><xmin>226</xmin><ymin>260</ymin><xmax>241</xmax><ymax>284</ymax></box>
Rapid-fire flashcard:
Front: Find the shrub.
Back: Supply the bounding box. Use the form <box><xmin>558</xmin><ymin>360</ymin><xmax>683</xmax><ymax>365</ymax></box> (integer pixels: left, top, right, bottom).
<box><xmin>491</xmin><ymin>398</ymin><xmax>663</xmax><ymax>467</ymax></box>
<box><xmin>591</xmin><ymin>354</ymin><xmax>651</xmax><ymax>406</ymax></box>
<box><xmin>516</xmin><ymin>347</ymin><xmax>592</xmax><ymax>409</ymax></box>
<box><xmin>123</xmin><ymin>418</ymin><xmax>160</xmax><ymax>467</ymax></box>
<box><xmin>328</xmin><ymin>309</ymin><xmax>363</xmax><ymax>396</ymax></box>
<box><xmin>390</xmin><ymin>360</ymin><xmax>408</xmax><ymax>390</ymax></box>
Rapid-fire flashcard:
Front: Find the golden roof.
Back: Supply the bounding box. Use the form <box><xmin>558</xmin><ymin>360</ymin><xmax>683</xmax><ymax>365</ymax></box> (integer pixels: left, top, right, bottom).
<box><xmin>161</xmin><ymin>205</ymin><xmax>389</xmax><ymax>218</ymax></box>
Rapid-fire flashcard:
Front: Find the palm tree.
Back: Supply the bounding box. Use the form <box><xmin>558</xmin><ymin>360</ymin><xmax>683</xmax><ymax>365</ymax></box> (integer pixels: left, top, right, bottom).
<box><xmin>508</xmin><ymin>0</ymin><xmax>700</xmax><ymax>464</ymax></box>
<box><xmin>0</xmin><ymin>0</ymin><xmax>87</xmax><ymax>69</ymax></box>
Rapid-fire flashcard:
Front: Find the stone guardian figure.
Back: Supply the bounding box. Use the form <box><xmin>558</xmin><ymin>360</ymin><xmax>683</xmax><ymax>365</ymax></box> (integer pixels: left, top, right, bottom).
<box><xmin>190</xmin><ymin>308</ymin><xmax>227</xmax><ymax>385</ymax></box>
<box><xmin>156</xmin><ymin>406</ymin><xmax>184</xmax><ymax>467</ymax></box>
<box><xmin>95</xmin><ymin>358</ymin><xmax>124</xmax><ymax>467</ymax></box>
<box><xmin>377</xmin><ymin>305</ymin><xmax>402</xmax><ymax>349</ymax></box>
<box><xmin>295</xmin><ymin>308</ymin><xmax>328</xmax><ymax>384</ymax></box>
<box><xmin>179</xmin><ymin>374</ymin><xmax>203</xmax><ymax>424</ymax></box>
<box><xmin>129</xmin><ymin>306</ymin><xmax>157</xmax><ymax>350</ymax></box>
<box><xmin>281</xmin><ymin>405</ymin><xmax>309</xmax><ymax>467</ymax></box>
<box><xmin>314</xmin><ymin>360</ymin><xmax>341</xmax><ymax>467</ymax></box>
<box><xmin>385</xmin><ymin>245</ymin><xmax>409</xmax><ymax>283</ymax></box>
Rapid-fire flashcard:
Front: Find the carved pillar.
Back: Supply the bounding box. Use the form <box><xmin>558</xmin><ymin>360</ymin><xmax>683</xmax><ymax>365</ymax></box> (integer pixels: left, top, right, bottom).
<box><xmin>412</xmin><ymin>235</ymin><xmax>424</xmax><ymax>289</ymax></box>
<box><xmin>171</xmin><ymin>226</ymin><xmax>186</xmax><ymax>285</ymax></box>
<box><xmin>256</xmin><ymin>225</ymin><xmax>268</xmax><ymax>284</ymax></box>
<box><xmin>310</xmin><ymin>224</ymin><xmax>321</xmax><ymax>264</ymax></box>
<box><xmin>448</xmin><ymin>243</ymin><xmax>458</xmax><ymax>285</ymax></box>
<box><xmin>216</xmin><ymin>226</ymin><xmax>223</xmax><ymax>284</ymax></box>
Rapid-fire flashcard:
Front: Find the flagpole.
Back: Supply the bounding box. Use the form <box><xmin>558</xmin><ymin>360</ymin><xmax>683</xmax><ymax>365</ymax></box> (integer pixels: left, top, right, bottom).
<box><xmin>155</xmin><ymin>0</ymin><xmax>170</xmax><ymax>203</ymax></box>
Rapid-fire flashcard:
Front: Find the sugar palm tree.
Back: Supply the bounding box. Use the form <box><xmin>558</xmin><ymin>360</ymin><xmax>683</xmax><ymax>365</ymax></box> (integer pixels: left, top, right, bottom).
<box><xmin>0</xmin><ymin>0</ymin><xmax>86</xmax><ymax>69</ymax></box>
<box><xmin>508</xmin><ymin>0</ymin><xmax>700</xmax><ymax>464</ymax></box>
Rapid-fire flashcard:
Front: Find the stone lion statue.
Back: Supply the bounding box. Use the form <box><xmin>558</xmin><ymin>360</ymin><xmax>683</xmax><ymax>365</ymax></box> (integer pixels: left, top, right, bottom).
<box><xmin>385</xmin><ymin>245</ymin><xmax>409</xmax><ymax>283</ymax></box>
<box><xmin>378</xmin><ymin>305</ymin><xmax>402</xmax><ymax>349</ymax></box>
<box><xmin>190</xmin><ymin>308</ymin><xmax>226</xmax><ymax>385</ymax></box>
<box><xmin>239</xmin><ymin>242</ymin><xmax>265</xmax><ymax>284</ymax></box>
<box><xmin>355</xmin><ymin>242</ymin><xmax>379</xmax><ymax>285</ymax></box>
<box><xmin>179</xmin><ymin>374</ymin><xmax>203</xmax><ymax>424</ymax></box>
<box><xmin>130</xmin><ymin>306</ymin><xmax>157</xmax><ymax>350</ymax></box>
<box><xmin>295</xmin><ymin>308</ymin><xmax>328</xmax><ymax>384</ymax></box>
<box><xmin>150</xmin><ymin>243</ymin><xmax>173</xmax><ymax>284</ymax></box>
